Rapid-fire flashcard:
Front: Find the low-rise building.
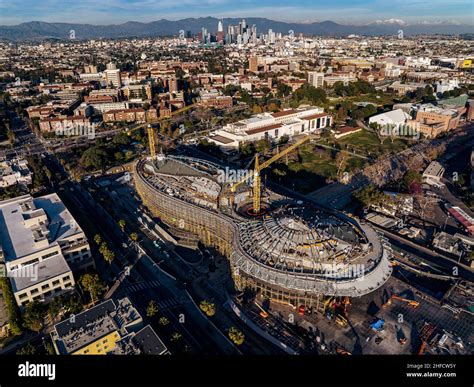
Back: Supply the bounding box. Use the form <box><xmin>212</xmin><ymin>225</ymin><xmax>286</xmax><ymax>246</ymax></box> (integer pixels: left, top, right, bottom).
<box><xmin>422</xmin><ymin>161</ymin><xmax>445</xmax><ymax>187</ymax></box>
<box><xmin>334</xmin><ymin>126</ymin><xmax>362</xmax><ymax>139</ymax></box>
<box><xmin>369</xmin><ymin>109</ymin><xmax>411</xmax><ymax>131</ymax></box>
<box><xmin>0</xmin><ymin>159</ymin><xmax>32</xmax><ymax>188</ymax></box>
<box><xmin>102</xmin><ymin>108</ymin><xmax>157</xmax><ymax>123</ymax></box>
<box><xmin>0</xmin><ymin>194</ymin><xmax>94</xmax><ymax>307</ymax></box>
<box><xmin>103</xmin><ymin>108</ymin><xmax>146</xmax><ymax>123</ymax></box>
<box><xmin>208</xmin><ymin>106</ymin><xmax>332</xmax><ymax>150</ymax></box>
<box><xmin>50</xmin><ymin>297</ymin><xmax>168</xmax><ymax>355</ymax></box>
<box><xmin>414</xmin><ymin>104</ymin><xmax>465</xmax><ymax>136</ymax></box>
<box><xmin>432</xmin><ymin>231</ymin><xmax>462</xmax><ymax>256</ymax></box>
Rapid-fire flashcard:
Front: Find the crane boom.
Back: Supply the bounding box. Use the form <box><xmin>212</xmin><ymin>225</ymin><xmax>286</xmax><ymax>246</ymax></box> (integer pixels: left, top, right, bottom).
<box><xmin>230</xmin><ymin>134</ymin><xmax>312</xmax><ymax>214</ymax></box>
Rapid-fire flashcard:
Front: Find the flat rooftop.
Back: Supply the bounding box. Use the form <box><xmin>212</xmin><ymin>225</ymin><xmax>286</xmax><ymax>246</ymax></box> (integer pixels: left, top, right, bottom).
<box><xmin>53</xmin><ymin>298</ymin><xmax>141</xmax><ymax>354</ymax></box>
<box><xmin>10</xmin><ymin>253</ymin><xmax>71</xmax><ymax>292</ymax></box>
<box><xmin>0</xmin><ymin>193</ymin><xmax>84</xmax><ymax>262</ymax></box>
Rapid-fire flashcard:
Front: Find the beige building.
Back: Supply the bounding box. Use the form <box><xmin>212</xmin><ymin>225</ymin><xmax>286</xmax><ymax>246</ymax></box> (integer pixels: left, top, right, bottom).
<box><xmin>414</xmin><ymin>104</ymin><xmax>465</xmax><ymax>137</ymax></box>
<box><xmin>307</xmin><ymin>71</ymin><xmax>325</xmax><ymax>88</ymax></box>
<box><xmin>0</xmin><ymin>194</ymin><xmax>94</xmax><ymax>307</ymax></box>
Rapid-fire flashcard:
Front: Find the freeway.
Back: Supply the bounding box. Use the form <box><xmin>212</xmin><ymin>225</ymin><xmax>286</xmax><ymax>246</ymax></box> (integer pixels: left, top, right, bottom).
<box><xmin>370</xmin><ymin>223</ymin><xmax>474</xmax><ymax>282</ymax></box>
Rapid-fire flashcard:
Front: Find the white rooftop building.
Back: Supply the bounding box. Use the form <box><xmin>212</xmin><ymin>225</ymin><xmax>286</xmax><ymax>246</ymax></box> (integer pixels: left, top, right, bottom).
<box><xmin>369</xmin><ymin>109</ymin><xmax>411</xmax><ymax>131</ymax></box>
<box><xmin>0</xmin><ymin>159</ymin><xmax>32</xmax><ymax>188</ymax></box>
<box><xmin>423</xmin><ymin>161</ymin><xmax>445</xmax><ymax>188</ymax></box>
<box><xmin>0</xmin><ymin>194</ymin><xmax>94</xmax><ymax>307</ymax></box>
<box><xmin>208</xmin><ymin>106</ymin><xmax>332</xmax><ymax>150</ymax></box>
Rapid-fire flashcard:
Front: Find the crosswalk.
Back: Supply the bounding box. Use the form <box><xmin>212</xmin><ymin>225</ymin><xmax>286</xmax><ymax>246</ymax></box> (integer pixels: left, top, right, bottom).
<box><xmin>124</xmin><ymin>280</ymin><xmax>160</xmax><ymax>293</ymax></box>
<box><xmin>156</xmin><ymin>298</ymin><xmax>179</xmax><ymax>309</ymax></box>
<box><xmin>123</xmin><ymin>280</ymin><xmax>180</xmax><ymax>310</ymax></box>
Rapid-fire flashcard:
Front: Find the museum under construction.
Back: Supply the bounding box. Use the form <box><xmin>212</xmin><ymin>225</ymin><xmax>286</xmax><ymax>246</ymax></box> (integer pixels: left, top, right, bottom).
<box><xmin>134</xmin><ymin>154</ymin><xmax>392</xmax><ymax>312</ymax></box>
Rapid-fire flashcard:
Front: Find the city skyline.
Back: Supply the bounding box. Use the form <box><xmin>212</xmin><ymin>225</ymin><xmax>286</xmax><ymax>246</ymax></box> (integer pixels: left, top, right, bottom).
<box><xmin>0</xmin><ymin>0</ymin><xmax>473</xmax><ymax>26</ymax></box>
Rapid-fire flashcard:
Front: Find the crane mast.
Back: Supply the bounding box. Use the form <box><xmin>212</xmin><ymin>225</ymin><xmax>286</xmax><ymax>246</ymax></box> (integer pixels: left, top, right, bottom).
<box><xmin>231</xmin><ymin>134</ymin><xmax>312</xmax><ymax>214</ymax></box>
<box><xmin>147</xmin><ymin>125</ymin><xmax>157</xmax><ymax>159</ymax></box>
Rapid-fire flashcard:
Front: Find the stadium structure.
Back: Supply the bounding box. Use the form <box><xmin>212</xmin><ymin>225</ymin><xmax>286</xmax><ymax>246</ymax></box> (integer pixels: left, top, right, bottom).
<box><xmin>134</xmin><ymin>154</ymin><xmax>392</xmax><ymax>312</ymax></box>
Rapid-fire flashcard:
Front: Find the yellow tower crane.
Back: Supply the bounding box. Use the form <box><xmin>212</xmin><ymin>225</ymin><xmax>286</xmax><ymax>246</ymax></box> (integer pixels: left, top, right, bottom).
<box><xmin>147</xmin><ymin>124</ymin><xmax>157</xmax><ymax>159</ymax></box>
<box><xmin>125</xmin><ymin>103</ymin><xmax>198</xmax><ymax>158</ymax></box>
<box><xmin>230</xmin><ymin>135</ymin><xmax>312</xmax><ymax>214</ymax></box>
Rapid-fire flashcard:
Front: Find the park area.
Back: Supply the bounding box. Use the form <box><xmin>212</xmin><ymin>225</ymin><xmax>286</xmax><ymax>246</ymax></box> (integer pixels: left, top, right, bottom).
<box><xmin>267</xmin><ymin>129</ymin><xmax>411</xmax><ymax>194</ymax></box>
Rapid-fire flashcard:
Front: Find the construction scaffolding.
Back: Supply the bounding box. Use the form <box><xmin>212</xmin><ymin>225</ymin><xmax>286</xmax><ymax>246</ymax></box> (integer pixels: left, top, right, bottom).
<box><xmin>134</xmin><ymin>156</ymin><xmax>392</xmax><ymax>310</ymax></box>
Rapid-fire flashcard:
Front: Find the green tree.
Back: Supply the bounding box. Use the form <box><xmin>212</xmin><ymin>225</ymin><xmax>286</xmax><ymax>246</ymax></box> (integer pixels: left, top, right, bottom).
<box><xmin>23</xmin><ymin>301</ymin><xmax>45</xmax><ymax>332</ymax></box>
<box><xmin>0</xmin><ymin>277</ymin><xmax>22</xmax><ymax>335</ymax></box>
<box><xmin>239</xmin><ymin>141</ymin><xmax>254</xmax><ymax>157</ymax></box>
<box><xmin>16</xmin><ymin>343</ymin><xmax>37</xmax><ymax>355</ymax></box>
<box><xmin>278</xmin><ymin>135</ymin><xmax>289</xmax><ymax>145</ymax></box>
<box><xmin>159</xmin><ymin>317</ymin><xmax>170</xmax><ymax>326</ymax></box>
<box><xmin>118</xmin><ymin>219</ymin><xmax>126</xmax><ymax>232</ymax></box>
<box><xmin>403</xmin><ymin>170</ymin><xmax>422</xmax><ymax>191</ymax></box>
<box><xmin>7</xmin><ymin>129</ymin><xmax>15</xmax><ymax>146</ymax></box>
<box><xmin>80</xmin><ymin>146</ymin><xmax>109</xmax><ymax>170</ymax></box>
<box><xmin>130</xmin><ymin>232</ymin><xmax>138</xmax><ymax>242</ymax></box>
<box><xmin>255</xmin><ymin>138</ymin><xmax>271</xmax><ymax>154</ymax></box>
<box><xmin>146</xmin><ymin>300</ymin><xmax>159</xmax><ymax>317</ymax></box>
<box><xmin>199</xmin><ymin>300</ymin><xmax>216</xmax><ymax>317</ymax></box>
<box><xmin>79</xmin><ymin>273</ymin><xmax>105</xmax><ymax>302</ymax></box>
<box><xmin>103</xmin><ymin>248</ymin><xmax>115</xmax><ymax>265</ymax></box>
<box><xmin>112</xmin><ymin>132</ymin><xmax>131</xmax><ymax>146</ymax></box>
<box><xmin>228</xmin><ymin>327</ymin><xmax>245</xmax><ymax>345</ymax></box>
<box><xmin>353</xmin><ymin>185</ymin><xmax>388</xmax><ymax>208</ymax></box>
<box><xmin>94</xmin><ymin>234</ymin><xmax>102</xmax><ymax>245</ymax></box>
<box><xmin>171</xmin><ymin>332</ymin><xmax>182</xmax><ymax>342</ymax></box>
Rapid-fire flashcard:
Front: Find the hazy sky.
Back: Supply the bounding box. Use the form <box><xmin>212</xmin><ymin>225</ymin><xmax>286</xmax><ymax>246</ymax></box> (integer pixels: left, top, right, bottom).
<box><xmin>0</xmin><ymin>0</ymin><xmax>472</xmax><ymax>25</ymax></box>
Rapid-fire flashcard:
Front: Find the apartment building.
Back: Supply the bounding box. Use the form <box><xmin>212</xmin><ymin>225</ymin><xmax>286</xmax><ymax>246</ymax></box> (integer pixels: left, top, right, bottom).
<box><xmin>0</xmin><ymin>159</ymin><xmax>32</xmax><ymax>188</ymax></box>
<box><xmin>104</xmin><ymin>62</ymin><xmax>122</xmax><ymax>88</ymax></box>
<box><xmin>39</xmin><ymin>116</ymin><xmax>92</xmax><ymax>134</ymax></box>
<box><xmin>50</xmin><ymin>297</ymin><xmax>168</xmax><ymax>355</ymax></box>
<box><xmin>199</xmin><ymin>90</ymin><xmax>233</xmax><ymax>108</ymax></box>
<box><xmin>103</xmin><ymin>108</ymin><xmax>158</xmax><ymax>123</ymax></box>
<box><xmin>122</xmin><ymin>84</ymin><xmax>152</xmax><ymax>100</ymax></box>
<box><xmin>0</xmin><ymin>194</ymin><xmax>94</xmax><ymax>307</ymax></box>
<box><xmin>307</xmin><ymin>71</ymin><xmax>324</xmax><ymax>88</ymax></box>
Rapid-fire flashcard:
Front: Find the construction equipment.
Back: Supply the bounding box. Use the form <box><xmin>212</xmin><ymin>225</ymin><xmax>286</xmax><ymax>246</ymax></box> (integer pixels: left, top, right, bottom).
<box><xmin>230</xmin><ymin>135</ymin><xmax>312</xmax><ymax>214</ymax></box>
<box><xmin>336</xmin><ymin>347</ymin><xmax>352</xmax><ymax>355</ymax></box>
<box><xmin>335</xmin><ymin>315</ymin><xmax>348</xmax><ymax>327</ymax></box>
<box><xmin>254</xmin><ymin>301</ymin><xmax>269</xmax><ymax>318</ymax></box>
<box><xmin>382</xmin><ymin>294</ymin><xmax>420</xmax><ymax>309</ymax></box>
<box><xmin>418</xmin><ymin>321</ymin><xmax>438</xmax><ymax>355</ymax></box>
<box><xmin>126</xmin><ymin>103</ymin><xmax>198</xmax><ymax>157</ymax></box>
<box><xmin>370</xmin><ymin>318</ymin><xmax>385</xmax><ymax>332</ymax></box>
<box><xmin>342</xmin><ymin>296</ymin><xmax>351</xmax><ymax>316</ymax></box>
<box><xmin>397</xmin><ymin>327</ymin><xmax>407</xmax><ymax>345</ymax></box>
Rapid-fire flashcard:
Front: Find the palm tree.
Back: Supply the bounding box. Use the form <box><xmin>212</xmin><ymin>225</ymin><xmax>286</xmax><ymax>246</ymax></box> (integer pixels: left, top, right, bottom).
<box><xmin>94</xmin><ymin>234</ymin><xmax>102</xmax><ymax>245</ymax></box>
<box><xmin>199</xmin><ymin>300</ymin><xmax>216</xmax><ymax>317</ymax></box>
<box><xmin>146</xmin><ymin>300</ymin><xmax>159</xmax><ymax>317</ymax></box>
<box><xmin>228</xmin><ymin>327</ymin><xmax>245</xmax><ymax>346</ymax></box>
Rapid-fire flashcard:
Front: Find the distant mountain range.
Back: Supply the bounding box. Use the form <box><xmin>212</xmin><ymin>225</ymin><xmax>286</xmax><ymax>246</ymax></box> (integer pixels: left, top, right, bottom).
<box><xmin>0</xmin><ymin>17</ymin><xmax>472</xmax><ymax>41</ymax></box>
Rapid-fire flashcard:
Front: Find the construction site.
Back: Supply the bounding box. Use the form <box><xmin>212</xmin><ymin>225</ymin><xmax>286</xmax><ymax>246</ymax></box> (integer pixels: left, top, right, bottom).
<box><xmin>133</xmin><ymin>129</ymin><xmax>393</xmax><ymax>313</ymax></box>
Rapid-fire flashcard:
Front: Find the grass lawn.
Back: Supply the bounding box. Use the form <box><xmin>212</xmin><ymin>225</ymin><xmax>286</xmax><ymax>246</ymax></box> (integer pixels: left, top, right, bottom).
<box><xmin>266</xmin><ymin>130</ymin><xmax>410</xmax><ymax>194</ymax></box>
<box><xmin>320</xmin><ymin>129</ymin><xmax>409</xmax><ymax>158</ymax></box>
